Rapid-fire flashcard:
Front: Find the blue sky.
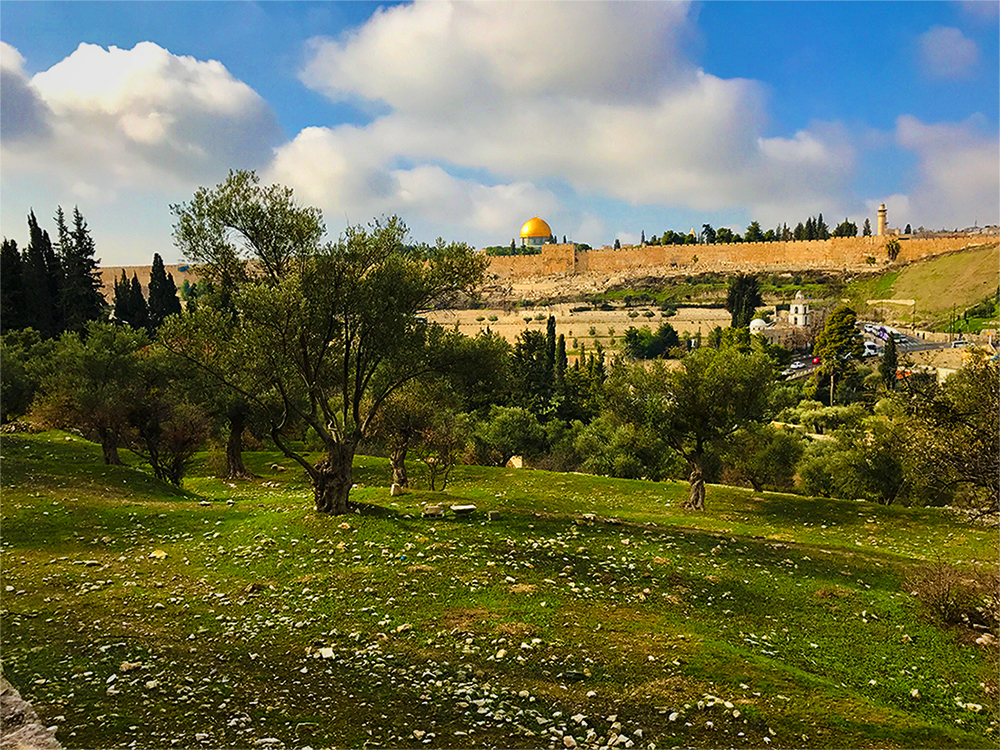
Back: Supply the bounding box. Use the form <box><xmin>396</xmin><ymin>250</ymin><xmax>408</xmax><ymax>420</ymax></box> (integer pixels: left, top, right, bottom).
<box><xmin>2</xmin><ymin>1</ymin><xmax>997</xmax><ymax>265</ymax></box>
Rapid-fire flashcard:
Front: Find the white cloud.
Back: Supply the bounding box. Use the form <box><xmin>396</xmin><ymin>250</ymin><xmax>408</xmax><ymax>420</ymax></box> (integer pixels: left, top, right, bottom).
<box><xmin>895</xmin><ymin>114</ymin><xmax>999</xmax><ymax>228</ymax></box>
<box><xmin>267</xmin><ymin>125</ymin><xmax>560</xmax><ymax>243</ymax></box>
<box><xmin>3</xmin><ymin>41</ymin><xmax>281</xmax><ymax>194</ymax></box>
<box><xmin>917</xmin><ymin>26</ymin><xmax>980</xmax><ymax>80</ymax></box>
<box><xmin>294</xmin><ymin>1</ymin><xmax>855</xmax><ymax>237</ymax></box>
<box><xmin>0</xmin><ymin>42</ymin><xmax>51</xmax><ymax>142</ymax></box>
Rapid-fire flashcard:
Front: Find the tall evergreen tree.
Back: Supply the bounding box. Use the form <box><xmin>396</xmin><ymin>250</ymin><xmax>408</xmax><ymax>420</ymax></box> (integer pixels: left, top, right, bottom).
<box><xmin>545</xmin><ymin>315</ymin><xmax>557</xmax><ymax>387</ymax></box>
<box><xmin>22</xmin><ymin>210</ymin><xmax>62</xmax><ymax>337</ymax></box>
<box><xmin>113</xmin><ymin>270</ymin><xmax>132</xmax><ymax>325</ymax></box>
<box><xmin>879</xmin><ymin>336</ymin><xmax>898</xmax><ymax>391</ymax></box>
<box><xmin>57</xmin><ymin>206</ymin><xmax>105</xmax><ymax>333</ymax></box>
<box><xmin>1</xmin><ymin>239</ymin><xmax>25</xmax><ymax>333</ymax></box>
<box><xmin>725</xmin><ymin>273</ymin><xmax>764</xmax><ymax>329</ymax></box>
<box><xmin>128</xmin><ymin>274</ymin><xmax>150</xmax><ymax>331</ymax></box>
<box><xmin>862</xmin><ymin>218</ymin><xmax>872</xmax><ymax>237</ymax></box>
<box><xmin>816</xmin><ymin>213</ymin><xmax>830</xmax><ymax>240</ymax></box>
<box><xmin>147</xmin><ymin>253</ymin><xmax>181</xmax><ymax>329</ymax></box>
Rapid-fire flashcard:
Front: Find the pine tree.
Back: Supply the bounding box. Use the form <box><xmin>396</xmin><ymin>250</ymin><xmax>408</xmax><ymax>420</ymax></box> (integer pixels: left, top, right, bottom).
<box><xmin>147</xmin><ymin>253</ymin><xmax>181</xmax><ymax>329</ymax></box>
<box><xmin>862</xmin><ymin>218</ymin><xmax>872</xmax><ymax>237</ymax></box>
<box><xmin>1</xmin><ymin>239</ymin><xmax>25</xmax><ymax>333</ymax></box>
<box><xmin>904</xmin><ymin>223</ymin><xmax>912</xmax><ymax>235</ymax></box>
<box><xmin>57</xmin><ymin>206</ymin><xmax>106</xmax><ymax>333</ymax></box>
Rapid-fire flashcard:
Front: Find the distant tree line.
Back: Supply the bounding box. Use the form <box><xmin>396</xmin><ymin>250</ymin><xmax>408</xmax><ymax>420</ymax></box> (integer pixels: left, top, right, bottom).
<box><xmin>628</xmin><ymin>213</ymin><xmax>873</xmax><ymax>249</ymax></box>
<box><xmin>2</xmin><ymin>208</ymin><xmax>182</xmax><ymax>339</ymax></box>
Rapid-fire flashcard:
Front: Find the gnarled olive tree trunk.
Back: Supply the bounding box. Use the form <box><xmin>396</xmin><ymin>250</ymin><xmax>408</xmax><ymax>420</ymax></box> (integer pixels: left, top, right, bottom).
<box><xmin>224</xmin><ymin>407</ymin><xmax>256</xmax><ymax>479</ymax></box>
<box><xmin>683</xmin><ymin>461</ymin><xmax>706</xmax><ymax>511</ymax></box>
<box><xmin>98</xmin><ymin>426</ymin><xmax>122</xmax><ymax>466</ymax></box>
<box><xmin>311</xmin><ymin>441</ymin><xmax>357</xmax><ymax>515</ymax></box>
<box><xmin>389</xmin><ymin>444</ymin><xmax>409</xmax><ymax>488</ymax></box>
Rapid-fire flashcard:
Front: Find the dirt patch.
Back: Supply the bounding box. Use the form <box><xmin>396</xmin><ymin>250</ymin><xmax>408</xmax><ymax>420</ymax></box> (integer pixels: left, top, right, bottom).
<box><xmin>441</xmin><ymin>607</ymin><xmax>490</xmax><ymax>633</ymax></box>
<box><xmin>493</xmin><ymin>621</ymin><xmax>539</xmax><ymax>637</ymax></box>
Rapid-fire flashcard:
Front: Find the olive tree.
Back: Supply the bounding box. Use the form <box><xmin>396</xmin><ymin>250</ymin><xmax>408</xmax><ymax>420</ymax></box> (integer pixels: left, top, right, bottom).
<box><xmin>165</xmin><ymin>171</ymin><xmax>486</xmax><ymax>514</ymax></box>
<box><xmin>607</xmin><ymin>347</ymin><xmax>775</xmax><ymax>510</ymax></box>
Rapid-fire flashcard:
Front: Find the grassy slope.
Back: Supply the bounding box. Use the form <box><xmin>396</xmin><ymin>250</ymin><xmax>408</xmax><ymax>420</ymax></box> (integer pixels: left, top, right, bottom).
<box><xmin>1</xmin><ymin>432</ymin><xmax>996</xmax><ymax>749</ymax></box>
<box><xmin>846</xmin><ymin>244</ymin><xmax>999</xmax><ymax>327</ymax></box>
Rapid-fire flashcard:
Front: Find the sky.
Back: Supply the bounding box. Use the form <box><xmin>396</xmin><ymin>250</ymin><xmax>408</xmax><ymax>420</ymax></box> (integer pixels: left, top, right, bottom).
<box><xmin>1</xmin><ymin>0</ymin><xmax>998</xmax><ymax>266</ymax></box>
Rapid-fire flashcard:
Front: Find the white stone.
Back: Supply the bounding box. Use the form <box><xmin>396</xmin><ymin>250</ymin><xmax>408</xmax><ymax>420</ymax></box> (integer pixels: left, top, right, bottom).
<box><xmin>563</xmin><ymin>736</ymin><xmax>577</xmax><ymax>748</ymax></box>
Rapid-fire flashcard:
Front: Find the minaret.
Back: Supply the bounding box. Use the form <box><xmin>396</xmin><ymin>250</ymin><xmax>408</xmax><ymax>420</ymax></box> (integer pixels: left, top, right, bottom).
<box><xmin>877</xmin><ymin>203</ymin><xmax>887</xmax><ymax>237</ymax></box>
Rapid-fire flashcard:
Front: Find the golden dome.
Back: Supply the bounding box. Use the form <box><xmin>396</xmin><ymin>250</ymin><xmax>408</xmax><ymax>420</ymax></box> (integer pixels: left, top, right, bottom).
<box><xmin>520</xmin><ymin>216</ymin><xmax>552</xmax><ymax>239</ymax></box>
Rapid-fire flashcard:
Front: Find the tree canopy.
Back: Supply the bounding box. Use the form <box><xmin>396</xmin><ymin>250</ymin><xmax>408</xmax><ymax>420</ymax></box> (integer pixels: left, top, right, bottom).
<box><xmin>164</xmin><ymin>170</ymin><xmax>487</xmax><ymax>514</ymax></box>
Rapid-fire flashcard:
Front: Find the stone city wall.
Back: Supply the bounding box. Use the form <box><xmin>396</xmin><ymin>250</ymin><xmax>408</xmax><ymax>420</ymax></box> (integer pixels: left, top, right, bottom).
<box><xmin>487</xmin><ymin>235</ymin><xmax>989</xmax><ymax>278</ymax></box>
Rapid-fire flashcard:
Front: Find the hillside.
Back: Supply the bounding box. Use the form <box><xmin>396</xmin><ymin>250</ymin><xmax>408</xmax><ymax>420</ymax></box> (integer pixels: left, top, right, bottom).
<box><xmin>1</xmin><ymin>432</ymin><xmax>996</xmax><ymax>749</ymax></box>
<box><xmin>845</xmin><ymin>243</ymin><xmax>999</xmax><ymax>330</ymax></box>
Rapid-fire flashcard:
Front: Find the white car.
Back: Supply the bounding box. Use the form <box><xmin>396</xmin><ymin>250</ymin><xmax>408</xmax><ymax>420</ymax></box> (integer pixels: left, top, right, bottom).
<box><xmin>789</xmin><ymin>360</ymin><xmax>807</xmax><ymax>370</ymax></box>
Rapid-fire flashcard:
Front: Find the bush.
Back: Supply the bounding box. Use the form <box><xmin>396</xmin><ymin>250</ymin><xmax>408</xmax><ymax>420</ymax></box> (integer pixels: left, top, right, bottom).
<box><xmin>488</xmin><ymin>315</ymin><xmax>498</xmax><ymax>322</ymax></box>
<box><xmin>907</xmin><ymin>560</ymin><xmax>999</xmax><ymax>632</ymax></box>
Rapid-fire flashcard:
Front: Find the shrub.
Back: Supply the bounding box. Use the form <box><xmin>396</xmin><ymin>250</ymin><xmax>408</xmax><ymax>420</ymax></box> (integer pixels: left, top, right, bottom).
<box><xmin>628</xmin><ymin>311</ymin><xmax>639</xmax><ymax>318</ymax></box>
<box><xmin>476</xmin><ymin>316</ymin><xmax>485</xmax><ymax>322</ymax></box>
<box><xmin>488</xmin><ymin>315</ymin><xmax>498</xmax><ymax>322</ymax></box>
<box><xmin>907</xmin><ymin>560</ymin><xmax>999</xmax><ymax>632</ymax></box>
<box><xmin>643</xmin><ymin>311</ymin><xmax>655</xmax><ymax>318</ymax></box>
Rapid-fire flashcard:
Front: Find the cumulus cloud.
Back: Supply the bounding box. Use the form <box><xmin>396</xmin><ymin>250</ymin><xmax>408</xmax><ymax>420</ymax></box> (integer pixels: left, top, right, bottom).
<box><xmin>895</xmin><ymin>114</ymin><xmax>999</xmax><ymax>228</ymax></box>
<box><xmin>267</xmin><ymin>125</ymin><xmax>560</xmax><ymax>240</ymax></box>
<box><xmin>292</xmin><ymin>0</ymin><xmax>855</xmax><ymax>239</ymax></box>
<box><xmin>917</xmin><ymin>26</ymin><xmax>980</xmax><ymax>79</ymax></box>
<box><xmin>0</xmin><ymin>41</ymin><xmax>52</xmax><ymax>142</ymax></box>
<box><xmin>2</xmin><ymin>41</ymin><xmax>282</xmax><ymax>195</ymax></box>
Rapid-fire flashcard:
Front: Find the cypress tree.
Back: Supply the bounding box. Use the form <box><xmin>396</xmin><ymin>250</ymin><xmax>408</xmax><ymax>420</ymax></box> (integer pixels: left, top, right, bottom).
<box><xmin>879</xmin><ymin>336</ymin><xmax>898</xmax><ymax>391</ymax></box>
<box><xmin>1</xmin><ymin>239</ymin><xmax>25</xmax><ymax>333</ymax></box>
<box><xmin>862</xmin><ymin>218</ymin><xmax>872</xmax><ymax>237</ymax></box>
<box><xmin>545</xmin><ymin>315</ymin><xmax>557</xmax><ymax>394</ymax></box>
<box><xmin>816</xmin><ymin>213</ymin><xmax>830</xmax><ymax>240</ymax></box>
<box><xmin>22</xmin><ymin>211</ymin><xmax>61</xmax><ymax>337</ymax></box>
<box><xmin>113</xmin><ymin>270</ymin><xmax>132</xmax><ymax>325</ymax></box>
<box><xmin>128</xmin><ymin>274</ymin><xmax>150</xmax><ymax>331</ymax></box>
<box><xmin>556</xmin><ymin>334</ymin><xmax>567</xmax><ymax>388</ymax></box>
<box><xmin>148</xmin><ymin>253</ymin><xmax>181</xmax><ymax>329</ymax></box>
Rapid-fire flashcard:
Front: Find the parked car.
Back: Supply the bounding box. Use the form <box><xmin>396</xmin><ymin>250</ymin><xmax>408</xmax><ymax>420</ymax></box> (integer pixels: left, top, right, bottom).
<box><xmin>812</xmin><ymin>356</ymin><xmax>821</xmax><ymax>364</ymax></box>
<box><xmin>789</xmin><ymin>360</ymin><xmax>807</xmax><ymax>370</ymax></box>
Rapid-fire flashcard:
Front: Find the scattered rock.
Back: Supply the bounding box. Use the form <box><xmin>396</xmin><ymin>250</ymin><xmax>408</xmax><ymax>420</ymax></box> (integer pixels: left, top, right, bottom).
<box><xmin>149</xmin><ymin>550</ymin><xmax>167</xmax><ymax>560</ymax></box>
<box><xmin>390</xmin><ymin>483</ymin><xmax>405</xmax><ymax>497</ymax></box>
<box><xmin>0</xmin><ymin>675</ymin><xmax>62</xmax><ymax>749</ymax></box>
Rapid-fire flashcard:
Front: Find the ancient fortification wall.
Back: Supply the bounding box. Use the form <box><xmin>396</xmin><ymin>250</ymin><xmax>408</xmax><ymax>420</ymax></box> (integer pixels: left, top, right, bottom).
<box><xmin>487</xmin><ymin>235</ymin><xmax>989</xmax><ymax>278</ymax></box>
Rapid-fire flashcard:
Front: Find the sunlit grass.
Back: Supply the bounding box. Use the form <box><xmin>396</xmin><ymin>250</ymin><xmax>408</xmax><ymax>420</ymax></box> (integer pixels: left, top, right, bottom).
<box><xmin>2</xmin><ymin>431</ymin><xmax>996</xmax><ymax>749</ymax></box>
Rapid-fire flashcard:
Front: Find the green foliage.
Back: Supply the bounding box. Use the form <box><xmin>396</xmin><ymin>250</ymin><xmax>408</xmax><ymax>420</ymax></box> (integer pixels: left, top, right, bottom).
<box><xmin>898</xmin><ymin>351</ymin><xmax>999</xmax><ymax>513</ymax></box>
<box><xmin>1</xmin><ymin>329</ymin><xmax>54</xmax><ymax>423</ymax></box>
<box><xmin>473</xmin><ymin>406</ymin><xmax>546</xmax><ymax>466</ymax></box>
<box><xmin>721</xmin><ymin>423</ymin><xmax>804</xmax><ymax>492</ymax></box>
<box><xmin>147</xmin><ymin>253</ymin><xmax>182</xmax><ymax>330</ymax></box>
<box><xmin>725</xmin><ymin>273</ymin><xmax>764</xmax><ymax>329</ymax></box>
<box><xmin>621</xmin><ymin>322</ymin><xmax>679</xmax><ymax>359</ymax></box>
<box><xmin>167</xmin><ymin>171</ymin><xmax>487</xmax><ymax>513</ymax></box>
<box><xmin>879</xmin><ymin>335</ymin><xmax>898</xmax><ymax>391</ymax></box>
<box><xmin>606</xmin><ymin>348</ymin><xmax>776</xmax><ymax>509</ymax></box>
<box><xmin>813</xmin><ymin>305</ymin><xmax>863</xmax><ymax>405</ymax></box>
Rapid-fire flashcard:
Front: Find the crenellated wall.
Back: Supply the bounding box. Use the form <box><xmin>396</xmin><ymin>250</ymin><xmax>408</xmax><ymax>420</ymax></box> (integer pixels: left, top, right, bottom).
<box><xmin>486</xmin><ymin>235</ymin><xmax>992</xmax><ymax>278</ymax></box>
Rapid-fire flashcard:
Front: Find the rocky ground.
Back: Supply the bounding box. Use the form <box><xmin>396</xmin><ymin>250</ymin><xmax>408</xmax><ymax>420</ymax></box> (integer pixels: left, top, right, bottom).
<box><xmin>1</xmin><ymin>674</ymin><xmax>62</xmax><ymax>750</ymax></box>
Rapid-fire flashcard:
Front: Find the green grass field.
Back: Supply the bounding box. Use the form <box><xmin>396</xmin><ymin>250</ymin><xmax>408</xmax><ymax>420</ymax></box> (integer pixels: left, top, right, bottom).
<box><xmin>1</xmin><ymin>431</ymin><xmax>997</xmax><ymax>749</ymax></box>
